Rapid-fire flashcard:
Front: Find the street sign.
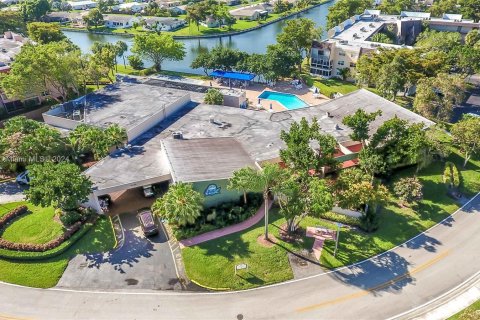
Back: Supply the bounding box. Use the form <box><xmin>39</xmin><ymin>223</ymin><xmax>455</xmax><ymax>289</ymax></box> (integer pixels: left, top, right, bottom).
<box><xmin>235</xmin><ymin>263</ymin><xmax>248</xmax><ymax>275</ymax></box>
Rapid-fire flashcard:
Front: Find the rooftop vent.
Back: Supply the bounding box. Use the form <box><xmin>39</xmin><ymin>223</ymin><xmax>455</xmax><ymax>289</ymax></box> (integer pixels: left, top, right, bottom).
<box><xmin>172</xmin><ymin>131</ymin><xmax>183</xmax><ymax>139</ymax></box>
<box><xmin>335</xmin><ymin>124</ymin><xmax>341</xmax><ymax>130</ymax></box>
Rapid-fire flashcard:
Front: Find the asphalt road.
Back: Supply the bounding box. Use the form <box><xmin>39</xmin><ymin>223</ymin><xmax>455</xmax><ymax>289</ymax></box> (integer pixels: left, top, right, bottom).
<box><xmin>1</xmin><ymin>194</ymin><xmax>479</xmax><ymax>320</ymax></box>
<box><xmin>0</xmin><ymin>181</ymin><xmax>26</xmax><ymax>204</ymax></box>
<box><xmin>57</xmin><ymin>213</ymin><xmax>180</xmax><ymax>290</ymax></box>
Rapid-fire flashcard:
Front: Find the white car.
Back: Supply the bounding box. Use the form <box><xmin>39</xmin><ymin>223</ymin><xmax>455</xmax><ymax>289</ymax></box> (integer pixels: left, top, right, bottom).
<box><xmin>15</xmin><ymin>171</ymin><xmax>30</xmax><ymax>185</ymax></box>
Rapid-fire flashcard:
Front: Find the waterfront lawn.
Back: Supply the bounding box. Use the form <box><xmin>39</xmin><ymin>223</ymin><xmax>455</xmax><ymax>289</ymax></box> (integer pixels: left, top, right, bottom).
<box><xmin>171</xmin><ymin>14</ymin><xmax>282</xmax><ymax>36</ymax></box>
<box><xmin>301</xmin><ymin>72</ymin><xmax>359</xmax><ymax>97</ymax></box>
<box><xmin>0</xmin><ymin>217</ymin><xmax>116</xmax><ymax>288</ymax></box>
<box><xmin>0</xmin><ymin>202</ymin><xmax>64</xmax><ymax>245</ymax></box>
<box><xmin>182</xmin><ymin>148</ymin><xmax>480</xmax><ymax>290</ymax></box>
<box><xmin>448</xmin><ymin>299</ymin><xmax>480</xmax><ymax>319</ymax></box>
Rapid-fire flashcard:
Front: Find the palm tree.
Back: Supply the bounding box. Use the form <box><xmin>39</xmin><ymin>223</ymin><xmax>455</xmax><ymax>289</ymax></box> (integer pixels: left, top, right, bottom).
<box><xmin>115</xmin><ymin>41</ymin><xmax>128</xmax><ymax>68</ymax></box>
<box><xmin>230</xmin><ymin>163</ymin><xmax>287</xmax><ymax>240</ymax></box>
<box><xmin>104</xmin><ymin>124</ymin><xmax>127</xmax><ymax>149</ymax></box>
<box><xmin>228</xmin><ymin>167</ymin><xmax>256</xmax><ymax>205</ymax></box>
<box><xmin>152</xmin><ymin>182</ymin><xmax>203</xmax><ymax>226</ymax></box>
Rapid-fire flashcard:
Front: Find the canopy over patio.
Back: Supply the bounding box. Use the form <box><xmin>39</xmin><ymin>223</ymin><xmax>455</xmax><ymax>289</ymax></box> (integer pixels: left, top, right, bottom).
<box><xmin>209</xmin><ymin>70</ymin><xmax>256</xmax><ymax>83</ymax></box>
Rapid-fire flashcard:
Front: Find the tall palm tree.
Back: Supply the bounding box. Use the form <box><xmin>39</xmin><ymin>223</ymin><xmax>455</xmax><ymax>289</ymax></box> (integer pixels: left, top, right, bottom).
<box><xmin>228</xmin><ymin>167</ymin><xmax>256</xmax><ymax>205</ymax></box>
<box><xmin>152</xmin><ymin>182</ymin><xmax>203</xmax><ymax>226</ymax></box>
<box><xmin>231</xmin><ymin>163</ymin><xmax>288</xmax><ymax>240</ymax></box>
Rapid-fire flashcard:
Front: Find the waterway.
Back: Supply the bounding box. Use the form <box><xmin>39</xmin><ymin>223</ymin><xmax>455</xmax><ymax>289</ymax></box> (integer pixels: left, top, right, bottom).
<box><xmin>64</xmin><ymin>1</ymin><xmax>335</xmax><ymax>74</ymax></box>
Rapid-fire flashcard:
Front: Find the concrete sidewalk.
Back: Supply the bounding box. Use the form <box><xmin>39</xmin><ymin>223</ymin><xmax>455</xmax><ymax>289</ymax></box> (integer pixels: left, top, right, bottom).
<box><xmin>179</xmin><ymin>202</ymin><xmax>268</xmax><ymax>248</ymax></box>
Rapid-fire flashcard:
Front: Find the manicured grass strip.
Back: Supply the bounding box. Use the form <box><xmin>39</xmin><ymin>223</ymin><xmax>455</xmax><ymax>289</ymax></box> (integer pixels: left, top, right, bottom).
<box><xmin>0</xmin><ymin>217</ymin><xmax>116</xmax><ymax>288</ymax></box>
<box><xmin>448</xmin><ymin>299</ymin><xmax>480</xmax><ymax>320</ymax></box>
<box><xmin>1</xmin><ymin>203</ymin><xmax>63</xmax><ymax>245</ymax></box>
<box><xmin>0</xmin><ymin>202</ymin><xmax>23</xmax><ymax>217</ymax></box>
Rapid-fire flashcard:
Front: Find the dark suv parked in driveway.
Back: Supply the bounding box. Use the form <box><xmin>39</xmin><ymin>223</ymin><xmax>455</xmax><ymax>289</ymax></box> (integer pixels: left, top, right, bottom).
<box><xmin>136</xmin><ymin>209</ymin><xmax>159</xmax><ymax>237</ymax></box>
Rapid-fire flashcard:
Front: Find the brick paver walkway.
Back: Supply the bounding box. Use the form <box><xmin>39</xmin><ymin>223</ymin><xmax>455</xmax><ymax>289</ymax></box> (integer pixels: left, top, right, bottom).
<box><xmin>179</xmin><ymin>202</ymin><xmax>269</xmax><ymax>248</ymax></box>
<box><xmin>306</xmin><ymin>227</ymin><xmax>336</xmax><ymax>260</ymax></box>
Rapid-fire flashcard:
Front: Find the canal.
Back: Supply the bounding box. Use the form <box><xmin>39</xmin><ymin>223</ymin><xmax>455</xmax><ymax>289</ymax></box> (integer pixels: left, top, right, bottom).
<box><xmin>64</xmin><ymin>1</ymin><xmax>335</xmax><ymax>74</ymax></box>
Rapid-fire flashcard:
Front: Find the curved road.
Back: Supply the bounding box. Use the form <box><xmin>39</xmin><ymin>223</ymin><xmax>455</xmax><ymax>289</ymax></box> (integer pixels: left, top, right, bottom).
<box><xmin>1</xmin><ymin>194</ymin><xmax>479</xmax><ymax>320</ymax></box>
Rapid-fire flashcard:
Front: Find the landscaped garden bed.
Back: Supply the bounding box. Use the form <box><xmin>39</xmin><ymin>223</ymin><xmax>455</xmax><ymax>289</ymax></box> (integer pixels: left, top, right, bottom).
<box><xmin>181</xmin><ymin>149</ymin><xmax>480</xmax><ymax>290</ymax></box>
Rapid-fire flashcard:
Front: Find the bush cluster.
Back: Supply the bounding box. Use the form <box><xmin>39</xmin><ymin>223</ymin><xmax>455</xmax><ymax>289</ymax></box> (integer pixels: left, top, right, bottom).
<box><xmin>59</xmin><ymin>207</ymin><xmax>96</xmax><ymax>227</ymax></box>
<box><xmin>0</xmin><ymin>221</ymin><xmax>83</xmax><ymax>252</ymax></box>
<box><xmin>0</xmin><ymin>205</ymin><xmax>28</xmax><ymax>228</ymax></box>
<box><xmin>317</xmin><ymin>211</ymin><xmax>361</xmax><ymax>227</ymax></box>
<box><xmin>172</xmin><ymin>193</ymin><xmax>262</xmax><ymax>240</ymax></box>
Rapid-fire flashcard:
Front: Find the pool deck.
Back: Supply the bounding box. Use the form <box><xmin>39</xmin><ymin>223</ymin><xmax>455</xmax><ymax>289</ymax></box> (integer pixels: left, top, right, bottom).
<box><xmin>205</xmin><ymin>80</ymin><xmax>329</xmax><ymax>112</ymax></box>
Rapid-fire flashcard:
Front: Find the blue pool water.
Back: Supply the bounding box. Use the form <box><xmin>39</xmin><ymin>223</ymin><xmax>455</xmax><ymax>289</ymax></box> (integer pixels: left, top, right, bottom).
<box><xmin>258</xmin><ymin>91</ymin><xmax>309</xmax><ymax>110</ymax></box>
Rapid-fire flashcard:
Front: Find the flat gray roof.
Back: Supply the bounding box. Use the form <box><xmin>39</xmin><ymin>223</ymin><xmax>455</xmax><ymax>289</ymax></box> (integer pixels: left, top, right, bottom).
<box><xmin>163</xmin><ymin>137</ymin><xmax>256</xmax><ymax>182</ymax></box>
<box><xmin>85</xmin><ymin>136</ymin><xmax>171</xmax><ymax>194</ymax></box>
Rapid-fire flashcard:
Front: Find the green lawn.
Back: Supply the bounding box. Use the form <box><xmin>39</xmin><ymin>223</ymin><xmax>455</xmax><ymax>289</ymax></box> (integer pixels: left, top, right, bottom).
<box><xmin>301</xmin><ymin>72</ymin><xmax>359</xmax><ymax>97</ymax></box>
<box><xmin>0</xmin><ymin>217</ymin><xmax>116</xmax><ymax>288</ymax></box>
<box><xmin>182</xmin><ymin>147</ymin><xmax>480</xmax><ymax>290</ymax></box>
<box><xmin>182</xmin><ymin>210</ymin><xmax>336</xmax><ymax>290</ymax></box>
<box><xmin>0</xmin><ymin>202</ymin><xmax>23</xmax><ymax>217</ymax></box>
<box><xmin>0</xmin><ymin>202</ymin><xmax>64</xmax><ymax>245</ymax></box>
<box><xmin>449</xmin><ymin>299</ymin><xmax>480</xmax><ymax>320</ymax></box>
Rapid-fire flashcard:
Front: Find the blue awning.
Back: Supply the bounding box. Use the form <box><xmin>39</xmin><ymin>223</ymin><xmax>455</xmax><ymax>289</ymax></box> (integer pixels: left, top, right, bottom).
<box><xmin>209</xmin><ymin>70</ymin><xmax>256</xmax><ymax>81</ymax></box>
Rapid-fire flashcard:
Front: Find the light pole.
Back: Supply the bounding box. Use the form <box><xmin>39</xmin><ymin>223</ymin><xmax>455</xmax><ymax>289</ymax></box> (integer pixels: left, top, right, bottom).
<box><xmin>334</xmin><ymin>222</ymin><xmax>343</xmax><ymax>257</ymax></box>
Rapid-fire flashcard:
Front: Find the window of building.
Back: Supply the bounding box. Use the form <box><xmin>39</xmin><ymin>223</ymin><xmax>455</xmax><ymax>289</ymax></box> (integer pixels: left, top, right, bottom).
<box><xmin>338</xmin><ymin>60</ymin><xmax>344</xmax><ymax>66</ymax></box>
<box><xmin>338</xmin><ymin>51</ymin><xmax>345</xmax><ymax>56</ymax></box>
<box><xmin>350</xmin><ymin>62</ymin><xmax>356</xmax><ymax>68</ymax></box>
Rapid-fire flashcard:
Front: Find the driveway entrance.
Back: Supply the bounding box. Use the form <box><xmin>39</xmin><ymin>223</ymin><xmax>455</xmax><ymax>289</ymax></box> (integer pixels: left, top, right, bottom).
<box><xmin>57</xmin><ymin>213</ymin><xmax>181</xmax><ymax>290</ymax></box>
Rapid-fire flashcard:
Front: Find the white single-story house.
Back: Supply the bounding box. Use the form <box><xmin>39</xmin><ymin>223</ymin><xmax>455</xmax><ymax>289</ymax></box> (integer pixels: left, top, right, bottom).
<box><xmin>201</xmin><ymin>15</ymin><xmax>221</xmax><ymax>28</ymax></box>
<box><xmin>229</xmin><ymin>3</ymin><xmax>272</xmax><ymax>20</ymax></box>
<box><xmin>219</xmin><ymin>0</ymin><xmax>241</xmax><ymax>6</ymax></box>
<box><xmin>112</xmin><ymin>2</ymin><xmax>147</xmax><ymax>12</ymax></box>
<box><xmin>143</xmin><ymin>17</ymin><xmax>186</xmax><ymax>31</ymax></box>
<box><xmin>0</xmin><ymin>0</ymin><xmax>20</xmax><ymax>5</ymax></box>
<box><xmin>170</xmin><ymin>4</ymin><xmax>187</xmax><ymax>14</ymax></box>
<box><xmin>156</xmin><ymin>0</ymin><xmax>181</xmax><ymax>8</ymax></box>
<box><xmin>67</xmin><ymin>0</ymin><xmax>97</xmax><ymax>10</ymax></box>
<box><xmin>104</xmin><ymin>15</ymin><xmax>139</xmax><ymax>28</ymax></box>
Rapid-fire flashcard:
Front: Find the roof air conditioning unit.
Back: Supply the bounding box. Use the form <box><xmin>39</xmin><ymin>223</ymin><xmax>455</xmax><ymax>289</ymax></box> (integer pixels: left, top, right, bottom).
<box><xmin>172</xmin><ymin>131</ymin><xmax>183</xmax><ymax>139</ymax></box>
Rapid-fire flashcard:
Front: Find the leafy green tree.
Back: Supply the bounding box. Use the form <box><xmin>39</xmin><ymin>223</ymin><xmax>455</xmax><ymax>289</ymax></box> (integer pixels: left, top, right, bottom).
<box><xmin>27</xmin><ymin>22</ymin><xmax>67</xmax><ymax>44</ymax></box>
<box><xmin>393</xmin><ymin>177</ymin><xmax>423</xmax><ymax>205</ymax></box>
<box><xmin>280</xmin><ymin>117</ymin><xmax>338</xmax><ymax>178</ymax></box>
<box><xmin>458</xmin><ymin>0</ymin><xmax>480</xmax><ymax>21</ymax></box>
<box><xmin>414</xmin><ymin>73</ymin><xmax>465</xmax><ymax>121</ymax></box>
<box><xmin>0</xmin><ymin>11</ymin><xmax>26</xmax><ymax>34</ymax></box>
<box><xmin>449</xmin><ymin>45</ymin><xmax>480</xmax><ymax>75</ymax></box>
<box><xmin>91</xmin><ymin>42</ymin><xmax>117</xmax><ymax>80</ymax></box>
<box><xmin>451</xmin><ymin>115</ymin><xmax>480</xmax><ymax>168</ymax></box>
<box><xmin>376</xmin><ymin>55</ymin><xmax>406</xmax><ymax>101</ymax></box>
<box><xmin>231</xmin><ymin>163</ymin><xmax>288</xmax><ymax>240</ymax></box>
<box><xmin>186</xmin><ymin>3</ymin><xmax>207</xmax><ymax>31</ymax></box>
<box><xmin>97</xmin><ymin>0</ymin><xmax>108</xmax><ymax>13</ymax></box>
<box><xmin>132</xmin><ymin>33</ymin><xmax>185</xmax><ymax>71</ymax></box>
<box><xmin>358</xmin><ymin>146</ymin><xmax>388</xmax><ymax>179</ymax></box>
<box><xmin>191</xmin><ymin>51</ymin><xmax>214</xmax><ymax>75</ymax></box>
<box><xmin>342</xmin><ymin>109</ymin><xmax>382</xmax><ymax>146</ymax></box>
<box><xmin>377</xmin><ymin>0</ymin><xmax>415</xmax><ymax>14</ymax></box>
<box><xmin>104</xmin><ymin>123</ymin><xmax>127</xmax><ymax>149</ymax></box>
<box><xmin>68</xmin><ymin>124</ymin><xmax>111</xmax><ymax>160</ymax></box>
<box><xmin>415</xmin><ymin>29</ymin><xmax>462</xmax><ymax>53</ymax></box>
<box><xmin>83</xmin><ymin>8</ymin><xmax>104</xmax><ymax>29</ymax></box>
<box><xmin>1</xmin><ymin>41</ymin><xmax>82</xmax><ymax>103</ymax></box>
<box><xmin>0</xmin><ymin>117</ymin><xmax>66</xmax><ymax>169</ymax></box>
<box><xmin>276</xmin><ymin>18</ymin><xmax>322</xmax><ymax>71</ymax></box>
<box><xmin>326</xmin><ymin>0</ymin><xmax>372</xmax><ymax>29</ymax></box>
<box><xmin>25</xmin><ymin>162</ymin><xmax>92</xmax><ymax>211</ymax></box>
<box><xmin>337</xmin><ymin>67</ymin><xmax>351</xmax><ymax>81</ymax></box>
<box><xmin>274</xmin><ymin>176</ymin><xmax>306</xmax><ymax>234</ymax></box>
<box><xmin>264</xmin><ymin>44</ymin><xmax>300</xmax><ymax>81</ymax></box>
<box><xmin>128</xmin><ymin>55</ymin><xmax>144</xmax><ymax>70</ymax></box>
<box><xmin>152</xmin><ymin>182</ymin><xmax>203</xmax><ymax>227</ymax></box>
<box><xmin>207</xmin><ymin>46</ymin><xmax>248</xmax><ymax>71</ymax></box>
<box><xmin>369</xmin><ymin>117</ymin><xmax>428</xmax><ymax>174</ymax></box>
<box><xmin>428</xmin><ymin>0</ymin><xmax>458</xmax><ymax>17</ymax></box>
<box><xmin>465</xmin><ymin>30</ymin><xmax>480</xmax><ymax>47</ymax></box>
<box><xmin>204</xmin><ymin>88</ymin><xmax>223</xmax><ymax>105</ymax></box>
<box><xmin>21</xmin><ymin>0</ymin><xmax>50</xmax><ymax>21</ymax></box>
<box><xmin>115</xmin><ymin>41</ymin><xmax>128</xmax><ymax>68</ymax></box>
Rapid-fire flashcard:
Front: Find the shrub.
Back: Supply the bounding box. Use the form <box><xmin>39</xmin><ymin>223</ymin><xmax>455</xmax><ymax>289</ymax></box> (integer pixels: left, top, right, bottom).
<box><xmin>317</xmin><ymin>211</ymin><xmax>361</xmax><ymax>227</ymax></box>
<box><xmin>0</xmin><ymin>205</ymin><xmax>28</xmax><ymax>228</ymax></box>
<box><xmin>60</xmin><ymin>210</ymin><xmax>82</xmax><ymax>226</ymax></box>
<box><xmin>128</xmin><ymin>55</ymin><xmax>144</xmax><ymax>70</ymax></box>
<box><xmin>204</xmin><ymin>88</ymin><xmax>223</xmax><ymax>105</ymax></box>
<box><xmin>443</xmin><ymin>161</ymin><xmax>461</xmax><ymax>188</ymax></box>
<box><xmin>0</xmin><ymin>220</ymin><xmax>85</xmax><ymax>252</ymax></box>
<box><xmin>359</xmin><ymin>206</ymin><xmax>380</xmax><ymax>233</ymax></box>
<box><xmin>393</xmin><ymin>177</ymin><xmax>423</xmax><ymax>204</ymax></box>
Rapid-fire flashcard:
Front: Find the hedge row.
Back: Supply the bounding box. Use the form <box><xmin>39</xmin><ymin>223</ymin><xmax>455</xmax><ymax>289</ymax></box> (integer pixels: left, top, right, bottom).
<box><xmin>0</xmin><ymin>205</ymin><xmax>28</xmax><ymax>228</ymax></box>
<box><xmin>0</xmin><ymin>221</ymin><xmax>83</xmax><ymax>252</ymax></box>
<box><xmin>0</xmin><ymin>222</ymin><xmax>94</xmax><ymax>261</ymax></box>
<box><xmin>318</xmin><ymin>211</ymin><xmax>362</xmax><ymax>227</ymax></box>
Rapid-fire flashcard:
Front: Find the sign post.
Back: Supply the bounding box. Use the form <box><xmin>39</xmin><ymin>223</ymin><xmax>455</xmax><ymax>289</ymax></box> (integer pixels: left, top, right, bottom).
<box><xmin>235</xmin><ymin>263</ymin><xmax>248</xmax><ymax>275</ymax></box>
<box><xmin>334</xmin><ymin>222</ymin><xmax>343</xmax><ymax>257</ymax></box>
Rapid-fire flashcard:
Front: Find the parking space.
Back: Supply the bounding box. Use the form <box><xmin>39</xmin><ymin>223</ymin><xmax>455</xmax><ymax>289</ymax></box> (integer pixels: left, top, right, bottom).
<box><xmin>57</xmin><ymin>213</ymin><xmax>181</xmax><ymax>290</ymax></box>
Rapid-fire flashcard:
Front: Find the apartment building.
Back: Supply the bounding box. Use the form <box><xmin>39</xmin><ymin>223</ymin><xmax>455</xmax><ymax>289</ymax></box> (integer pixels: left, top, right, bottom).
<box><xmin>310</xmin><ymin>9</ymin><xmax>480</xmax><ymax>79</ymax></box>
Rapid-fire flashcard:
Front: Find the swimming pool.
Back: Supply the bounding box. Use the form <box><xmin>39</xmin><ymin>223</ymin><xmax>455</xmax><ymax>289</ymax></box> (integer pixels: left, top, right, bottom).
<box><xmin>258</xmin><ymin>91</ymin><xmax>309</xmax><ymax>110</ymax></box>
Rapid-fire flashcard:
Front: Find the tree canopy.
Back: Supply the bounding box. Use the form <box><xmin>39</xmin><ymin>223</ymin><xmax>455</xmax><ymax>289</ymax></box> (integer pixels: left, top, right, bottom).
<box><xmin>27</xmin><ymin>22</ymin><xmax>67</xmax><ymax>44</ymax></box>
<box><xmin>21</xmin><ymin>0</ymin><xmax>50</xmax><ymax>21</ymax></box>
<box><xmin>326</xmin><ymin>0</ymin><xmax>372</xmax><ymax>29</ymax></box>
<box><xmin>204</xmin><ymin>88</ymin><xmax>223</xmax><ymax>105</ymax></box>
<box><xmin>132</xmin><ymin>33</ymin><xmax>185</xmax><ymax>71</ymax></box>
<box><xmin>25</xmin><ymin>162</ymin><xmax>92</xmax><ymax>211</ymax></box>
<box><xmin>451</xmin><ymin>115</ymin><xmax>480</xmax><ymax>168</ymax></box>
<box><xmin>342</xmin><ymin>109</ymin><xmax>382</xmax><ymax>146</ymax></box>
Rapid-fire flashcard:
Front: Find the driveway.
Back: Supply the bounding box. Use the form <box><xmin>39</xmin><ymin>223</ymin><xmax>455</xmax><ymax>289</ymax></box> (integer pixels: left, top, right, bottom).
<box><xmin>0</xmin><ymin>181</ymin><xmax>26</xmax><ymax>204</ymax></box>
<box><xmin>56</xmin><ymin>213</ymin><xmax>181</xmax><ymax>290</ymax></box>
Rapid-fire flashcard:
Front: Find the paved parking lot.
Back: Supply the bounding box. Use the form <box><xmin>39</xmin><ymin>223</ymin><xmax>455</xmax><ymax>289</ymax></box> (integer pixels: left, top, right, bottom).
<box><xmin>57</xmin><ymin>213</ymin><xmax>181</xmax><ymax>290</ymax></box>
<box><xmin>0</xmin><ymin>181</ymin><xmax>26</xmax><ymax>204</ymax></box>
